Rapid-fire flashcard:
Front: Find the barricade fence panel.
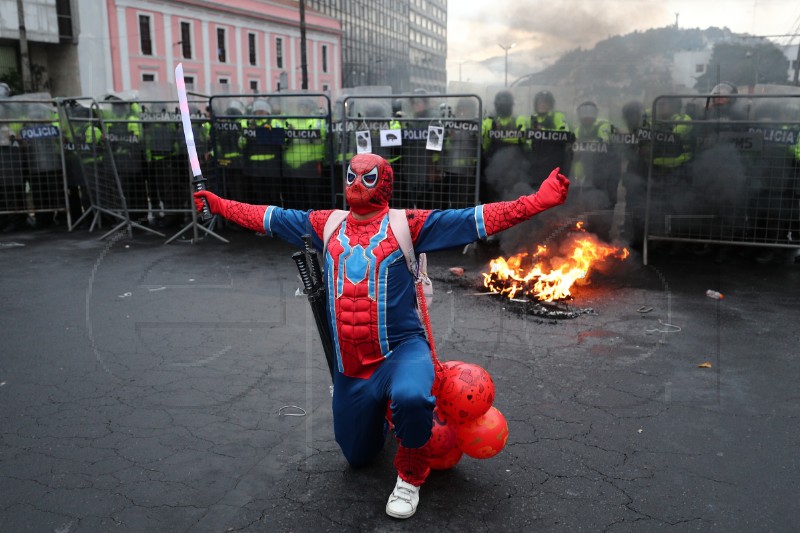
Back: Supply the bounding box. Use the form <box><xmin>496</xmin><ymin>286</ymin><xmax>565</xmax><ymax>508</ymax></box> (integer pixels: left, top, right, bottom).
<box><xmin>58</xmin><ymin>98</ymin><xmax>97</xmax><ymax>230</ymax></box>
<box><xmin>0</xmin><ymin>98</ymin><xmax>69</xmax><ymax>229</ymax></box>
<box><xmin>138</xmin><ymin>99</ymin><xmax>213</xmax><ymax>229</ymax></box>
<box><xmin>340</xmin><ymin>94</ymin><xmax>482</xmax><ymax>210</ymax></box>
<box><xmin>59</xmin><ymin>97</ymin><xmax>121</xmax><ymax>231</ymax></box>
<box><xmin>95</xmin><ymin>98</ymin><xmax>213</xmax><ymax>231</ymax></box>
<box><xmin>642</xmin><ymin>94</ymin><xmax>800</xmax><ymax>263</ymax></box>
<box><xmin>60</xmin><ymin>97</ymin><xmax>136</xmax><ymax>237</ymax></box>
<box><xmin>208</xmin><ymin>93</ymin><xmax>334</xmax><ymax>211</ymax></box>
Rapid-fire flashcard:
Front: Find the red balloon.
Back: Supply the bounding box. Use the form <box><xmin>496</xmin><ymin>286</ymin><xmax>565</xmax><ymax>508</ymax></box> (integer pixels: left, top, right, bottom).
<box><xmin>455</xmin><ymin>406</ymin><xmax>509</xmax><ymax>459</ymax></box>
<box><xmin>433</xmin><ymin>360</ymin><xmax>463</xmax><ymax>396</ymax></box>
<box><xmin>425</xmin><ymin>407</ymin><xmax>457</xmax><ymax>458</ymax></box>
<box><xmin>429</xmin><ymin>446</ymin><xmax>463</xmax><ymax>470</ymax></box>
<box><xmin>436</xmin><ymin>362</ymin><xmax>495</xmax><ymax>423</ymax></box>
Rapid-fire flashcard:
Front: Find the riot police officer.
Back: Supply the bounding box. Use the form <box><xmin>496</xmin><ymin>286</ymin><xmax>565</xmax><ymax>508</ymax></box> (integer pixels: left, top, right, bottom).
<box><xmin>22</xmin><ymin>101</ymin><xmax>63</xmax><ymax>226</ymax></box>
<box><xmin>571</xmin><ymin>101</ymin><xmax>620</xmax><ymax>241</ymax></box>
<box><xmin>527</xmin><ymin>90</ymin><xmax>572</xmax><ymax>187</ymax></box>
<box><xmin>239</xmin><ymin>98</ymin><xmax>286</xmax><ymax>205</ymax></box>
<box><xmin>481</xmin><ymin>90</ymin><xmax>528</xmax><ymax>203</ymax></box>
<box><xmin>283</xmin><ymin>98</ymin><xmax>328</xmax><ymax>209</ymax></box>
<box><xmin>103</xmin><ymin>96</ymin><xmax>145</xmax><ymax>216</ymax></box>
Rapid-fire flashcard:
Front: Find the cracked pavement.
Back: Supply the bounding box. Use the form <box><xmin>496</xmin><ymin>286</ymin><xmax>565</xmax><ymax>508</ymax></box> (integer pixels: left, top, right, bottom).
<box><xmin>1</xmin><ymin>227</ymin><xmax>798</xmax><ymax>532</ymax></box>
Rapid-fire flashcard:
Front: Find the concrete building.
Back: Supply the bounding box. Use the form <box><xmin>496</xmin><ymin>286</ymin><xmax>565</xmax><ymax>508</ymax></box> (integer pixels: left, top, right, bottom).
<box><xmin>673</xmin><ymin>43</ymin><xmax>800</xmax><ymax>93</ymax></box>
<box><xmin>0</xmin><ymin>0</ymin><xmax>342</xmax><ymax>98</ymax></box>
<box><xmin>304</xmin><ymin>0</ymin><xmax>447</xmax><ymax>93</ymax></box>
<box><xmin>671</xmin><ymin>50</ymin><xmax>712</xmax><ymax>92</ymax></box>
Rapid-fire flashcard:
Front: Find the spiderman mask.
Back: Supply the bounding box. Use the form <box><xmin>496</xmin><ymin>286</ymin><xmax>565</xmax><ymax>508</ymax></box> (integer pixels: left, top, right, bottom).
<box><xmin>345</xmin><ymin>154</ymin><xmax>393</xmax><ymax>215</ymax></box>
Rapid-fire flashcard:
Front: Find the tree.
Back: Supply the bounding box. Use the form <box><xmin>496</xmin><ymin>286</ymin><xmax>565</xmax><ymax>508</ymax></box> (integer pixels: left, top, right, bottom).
<box><xmin>0</xmin><ymin>64</ymin><xmax>51</xmax><ymax>95</ymax></box>
<box><xmin>695</xmin><ymin>41</ymin><xmax>789</xmax><ymax>92</ymax></box>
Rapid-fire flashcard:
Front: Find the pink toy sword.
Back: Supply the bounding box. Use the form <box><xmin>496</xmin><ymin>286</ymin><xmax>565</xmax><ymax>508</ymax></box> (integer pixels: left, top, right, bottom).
<box><xmin>175</xmin><ymin>63</ymin><xmax>211</xmax><ymax>221</ymax></box>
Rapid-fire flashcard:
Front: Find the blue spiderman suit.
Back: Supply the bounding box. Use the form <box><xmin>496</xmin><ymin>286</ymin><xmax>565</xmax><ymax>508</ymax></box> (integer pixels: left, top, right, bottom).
<box><xmin>194</xmin><ymin>153</ymin><xmax>569</xmax><ymax>518</ymax></box>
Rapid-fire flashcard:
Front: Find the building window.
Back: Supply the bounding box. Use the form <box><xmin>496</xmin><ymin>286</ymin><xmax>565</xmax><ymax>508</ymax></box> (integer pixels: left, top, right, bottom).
<box><xmin>250</xmin><ymin>80</ymin><xmax>258</xmax><ymax>92</ymax></box>
<box><xmin>142</xmin><ymin>73</ymin><xmax>155</xmax><ymax>82</ymax></box>
<box><xmin>180</xmin><ymin>22</ymin><xmax>192</xmax><ymax>59</ymax></box>
<box><xmin>219</xmin><ymin>78</ymin><xmax>229</xmax><ymax>85</ymax></box>
<box><xmin>184</xmin><ymin>75</ymin><xmax>195</xmax><ymax>87</ymax></box>
<box><xmin>139</xmin><ymin>15</ymin><xmax>152</xmax><ymax>56</ymax></box>
<box><xmin>248</xmin><ymin>33</ymin><xmax>257</xmax><ymax>65</ymax></box>
<box><xmin>695</xmin><ymin>63</ymin><xmax>705</xmax><ymax>73</ymax></box>
<box><xmin>217</xmin><ymin>28</ymin><xmax>227</xmax><ymax>63</ymax></box>
<box><xmin>322</xmin><ymin>83</ymin><xmax>329</xmax><ymax>92</ymax></box>
<box><xmin>276</xmin><ymin>37</ymin><xmax>283</xmax><ymax>68</ymax></box>
<box><xmin>322</xmin><ymin>45</ymin><xmax>328</xmax><ymax>73</ymax></box>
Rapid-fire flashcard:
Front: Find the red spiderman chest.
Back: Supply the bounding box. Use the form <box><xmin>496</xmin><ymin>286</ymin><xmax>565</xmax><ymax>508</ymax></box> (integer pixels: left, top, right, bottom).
<box><xmin>325</xmin><ymin>214</ymin><xmax>399</xmax><ymax>377</ymax></box>
<box><xmin>326</xmin><ymin>214</ymin><xmax>397</xmax><ymax>302</ymax></box>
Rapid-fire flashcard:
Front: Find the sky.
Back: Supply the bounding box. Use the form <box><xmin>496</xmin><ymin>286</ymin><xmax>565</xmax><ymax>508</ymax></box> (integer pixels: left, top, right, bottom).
<box><xmin>446</xmin><ymin>0</ymin><xmax>800</xmax><ymax>86</ymax></box>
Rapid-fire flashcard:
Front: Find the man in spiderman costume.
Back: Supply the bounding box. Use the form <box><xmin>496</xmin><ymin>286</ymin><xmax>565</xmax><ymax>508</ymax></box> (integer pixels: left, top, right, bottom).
<box><xmin>193</xmin><ymin>153</ymin><xmax>569</xmax><ymax>519</ymax></box>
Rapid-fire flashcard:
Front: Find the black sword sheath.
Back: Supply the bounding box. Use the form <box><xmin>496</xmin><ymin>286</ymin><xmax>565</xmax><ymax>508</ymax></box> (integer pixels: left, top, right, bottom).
<box><xmin>292</xmin><ymin>235</ymin><xmax>336</xmax><ymax>381</ymax></box>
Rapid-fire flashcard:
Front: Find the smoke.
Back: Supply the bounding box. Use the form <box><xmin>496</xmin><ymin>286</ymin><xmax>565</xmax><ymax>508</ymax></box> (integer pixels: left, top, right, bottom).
<box><xmin>505</xmin><ymin>2</ymin><xmax>670</xmax><ymax>52</ymax></box>
<box><xmin>482</xmin><ymin>149</ymin><xmax>616</xmax><ymax>254</ymax></box>
<box><xmin>451</xmin><ymin>1</ymin><xmax>672</xmax><ymax>81</ymax></box>
<box><xmin>483</xmin><ymin>148</ymin><xmax>532</xmax><ymax>201</ymax></box>
<box><xmin>687</xmin><ymin>142</ymin><xmax>749</xmax><ymax>228</ymax></box>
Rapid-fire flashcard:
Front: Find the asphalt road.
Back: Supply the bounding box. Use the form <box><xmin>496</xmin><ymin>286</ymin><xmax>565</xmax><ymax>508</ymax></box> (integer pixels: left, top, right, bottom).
<box><xmin>1</xmin><ymin>224</ymin><xmax>798</xmax><ymax>532</ymax></box>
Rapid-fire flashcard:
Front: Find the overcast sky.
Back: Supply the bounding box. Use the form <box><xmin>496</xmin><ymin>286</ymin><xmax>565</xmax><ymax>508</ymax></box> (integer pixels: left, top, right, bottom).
<box><xmin>446</xmin><ymin>0</ymin><xmax>800</xmax><ymax>85</ymax></box>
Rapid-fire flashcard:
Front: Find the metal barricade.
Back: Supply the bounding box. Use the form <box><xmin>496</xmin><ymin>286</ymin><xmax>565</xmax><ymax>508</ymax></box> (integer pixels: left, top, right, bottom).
<box><xmin>340</xmin><ymin>94</ymin><xmax>482</xmax><ymax>210</ymax></box>
<box><xmin>136</xmin><ymin>99</ymin><xmax>223</xmax><ymax>243</ymax></box>
<box><xmin>59</xmin><ymin>97</ymin><xmax>219</xmax><ymax>241</ymax></box>
<box><xmin>642</xmin><ymin>94</ymin><xmax>800</xmax><ymax>264</ymax></box>
<box><xmin>59</xmin><ymin>97</ymin><xmax>154</xmax><ymax>239</ymax></box>
<box><xmin>0</xmin><ymin>97</ymin><xmax>69</xmax><ymax>229</ymax></box>
<box><xmin>208</xmin><ymin>93</ymin><xmax>335</xmax><ymax>211</ymax></box>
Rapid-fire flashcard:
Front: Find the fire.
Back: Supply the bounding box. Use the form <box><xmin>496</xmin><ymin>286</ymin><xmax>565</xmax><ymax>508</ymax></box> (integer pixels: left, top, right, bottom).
<box><xmin>482</xmin><ymin>225</ymin><xmax>629</xmax><ymax>302</ymax></box>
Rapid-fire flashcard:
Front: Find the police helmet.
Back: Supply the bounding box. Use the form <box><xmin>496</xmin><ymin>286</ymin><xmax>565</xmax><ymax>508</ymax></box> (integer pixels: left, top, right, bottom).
<box><xmin>622</xmin><ymin>100</ymin><xmax>643</xmax><ymax>119</ymax></box>
<box><xmin>392</xmin><ymin>98</ymin><xmax>404</xmax><ymax>116</ymax></box>
<box><xmin>494</xmin><ymin>90</ymin><xmax>514</xmax><ymax>117</ymax></box>
<box><xmin>363</xmin><ymin>103</ymin><xmax>386</xmax><ymax>118</ymax></box>
<box><xmin>710</xmin><ymin>82</ymin><xmax>738</xmax><ymax>96</ymax></box>
<box><xmin>622</xmin><ymin>101</ymin><xmax>644</xmax><ymax>128</ymax></box>
<box><xmin>411</xmin><ymin>88</ymin><xmax>428</xmax><ymax>104</ymax></box>
<box><xmin>69</xmin><ymin>103</ymin><xmax>91</xmax><ymax>119</ymax></box>
<box><xmin>224</xmin><ymin>99</ymin><xmax>245</xmax><ymax>116</ymax></box>
<box><xmin>104</xmin><ymin>95</ymin><xmax>128</xmax><ymax>116</ymax></box>
<box><xmin>252</xmin><ymin>99</ymin><xmax>271</xmax><ymax>114</ymax></box>
<box><xmin>534</xmin><ymin>90</ymin><xmax>555</xmax><ymax>111</ymax></box>
<box><xmin>576</xmin><ymin>101</ymin><xmax>598</xmax><ymax>120</ymax></box>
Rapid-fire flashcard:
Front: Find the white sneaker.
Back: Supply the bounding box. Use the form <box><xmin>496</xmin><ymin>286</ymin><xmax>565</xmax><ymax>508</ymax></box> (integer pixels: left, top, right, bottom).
<box><xmin>385</xmin><ymin>475</ymin><xmax>420</xmax><ymax>519</ymax></box>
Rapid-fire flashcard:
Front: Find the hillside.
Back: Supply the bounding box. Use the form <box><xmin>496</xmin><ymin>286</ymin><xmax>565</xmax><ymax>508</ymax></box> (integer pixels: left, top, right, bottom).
<box><xmin>512</xmin><ymin>26</ymin><xmax>737</xmax><ymax>101</ymax></box>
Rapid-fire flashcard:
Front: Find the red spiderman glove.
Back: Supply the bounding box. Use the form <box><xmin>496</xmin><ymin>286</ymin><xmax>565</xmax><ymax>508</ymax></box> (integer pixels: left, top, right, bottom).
<box><xmin>193</xmin><ymin>191</ymin><xmax>268</xmax><ymax>233</ymax></box>
<box><xmin>526</xmin><ymin>167</ymin><xmax>570</xmax><ymax>213</ymax></box>
<box><xmin>483</xmin><ymin>167</ymin><xmax>570</xmax><ymax>235</ymax></box>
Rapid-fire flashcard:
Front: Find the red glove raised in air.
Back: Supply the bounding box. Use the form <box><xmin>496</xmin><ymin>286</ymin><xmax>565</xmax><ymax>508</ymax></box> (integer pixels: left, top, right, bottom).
<box><xmin>526</xmin><ymin>167</ymin><xmax>570</xmax><ymax>212</ymax></box>
<box><xmin>483</xmin><ymin>167</ymin><xmax>570</xmax><ymax>235</ymax></box>
<box><xmin>193</xmin><ymin>191</ymin><xmax>268</xmax><ymax>233</ymax></box>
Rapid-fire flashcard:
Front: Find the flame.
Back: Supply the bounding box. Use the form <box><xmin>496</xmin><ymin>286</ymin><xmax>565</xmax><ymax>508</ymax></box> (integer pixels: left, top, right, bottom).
<box><xmin>482</xmin><ymin>225</ymin><xmax>629</xmax><ymax>302</ymax></box>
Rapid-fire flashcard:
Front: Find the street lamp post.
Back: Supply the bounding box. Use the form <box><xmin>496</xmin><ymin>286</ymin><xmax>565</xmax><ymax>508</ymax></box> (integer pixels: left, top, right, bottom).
<box><xmin>498</xmin><ymin>42</ymin><xmax>516</xmax><ymax>87</ymax></box>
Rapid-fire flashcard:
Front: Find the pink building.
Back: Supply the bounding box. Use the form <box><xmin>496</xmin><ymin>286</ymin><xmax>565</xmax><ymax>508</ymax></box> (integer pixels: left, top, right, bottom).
<box><xmin>104</xmin><ymin>0</ymin><xmax>341</xmax><ymax>96</ymax></box>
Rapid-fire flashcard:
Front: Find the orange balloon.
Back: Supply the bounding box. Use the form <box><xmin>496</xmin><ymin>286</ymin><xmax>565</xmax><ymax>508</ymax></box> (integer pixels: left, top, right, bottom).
<box><xmin>455</xmin><ymin>406</ymin><xmax>509</xmax><ymax>459</ymax></box>
<box><xmin>429</xmin><ymin>446</ymin><xmax>463</xmax><ymax>470</ymax></box>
